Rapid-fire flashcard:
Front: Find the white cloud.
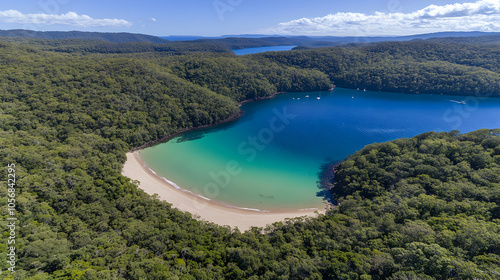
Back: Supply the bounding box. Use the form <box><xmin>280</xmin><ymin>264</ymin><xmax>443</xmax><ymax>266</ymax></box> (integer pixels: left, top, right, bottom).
<box><xmin>264</xmin><ymin>0</ymin><xmax>500</xmax><ymax>36</ymax></box>
<box><xmin>0</xmin><ymin>10</ymin><xmax>132</xmax><ymax>27</ymax></box>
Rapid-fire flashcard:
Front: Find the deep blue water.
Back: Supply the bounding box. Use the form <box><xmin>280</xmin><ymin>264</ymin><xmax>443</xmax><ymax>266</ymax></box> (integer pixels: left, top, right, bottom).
<box><xmin>140</xmin><ymin>88</ymin><xmax>500</xmax><ymax>210</ymax></box>
<box><xmin>232</xmin><ymin>45</ymin><xmax>297</xmax><ymax>55</ymax></box>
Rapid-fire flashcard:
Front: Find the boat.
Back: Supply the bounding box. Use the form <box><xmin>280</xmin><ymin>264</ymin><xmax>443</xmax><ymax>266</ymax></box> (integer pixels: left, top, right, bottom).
<box><xmin>316</xmin><ymin>97</ymin><xmax>320</xmax><ymax>100</ymax></box>
<box><xmin>305</xmin><ymin>95</ymin><xmax>309</xmax><ymax>98</ymax></box>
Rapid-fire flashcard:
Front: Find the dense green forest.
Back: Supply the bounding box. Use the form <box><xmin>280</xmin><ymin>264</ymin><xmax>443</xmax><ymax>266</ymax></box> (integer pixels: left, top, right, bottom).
<box><xmin>0</xmin><ymin>37</ymin><xmax>231</xmax><ymax>55</ymax></box>
<box><xmin>0</xmin><ymin>30</ymin><xmax>169</xmax><ymax>44</ymax></box>
<box><xmin>258</xmin><ymin>40</ymin><xmax>500</xmax><ymax>96</ymax></box>
<box><xmin>0</xmin><ymin>36</ymin><xmax>499</xmax><ymax>279</ymax></box>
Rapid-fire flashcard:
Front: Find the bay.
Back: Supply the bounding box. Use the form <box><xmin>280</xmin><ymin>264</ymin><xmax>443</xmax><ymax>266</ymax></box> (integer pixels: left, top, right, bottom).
<box><xmin>140</xmin><ymin>88</ymin><xmax>500</xmax><ymax>211</ymax></box>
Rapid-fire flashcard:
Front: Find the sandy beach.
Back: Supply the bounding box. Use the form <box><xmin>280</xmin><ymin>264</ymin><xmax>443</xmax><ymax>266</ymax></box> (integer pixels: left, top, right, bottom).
<box><xmin>122</xmin><ymin>152</ymin><xmax>326</xmax><ymax>231</ymax></box>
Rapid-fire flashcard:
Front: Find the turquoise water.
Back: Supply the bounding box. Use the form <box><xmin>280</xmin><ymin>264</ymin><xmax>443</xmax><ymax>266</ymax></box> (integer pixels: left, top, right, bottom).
<box><xmin>232</xmin><ymin>45</ymin><xmax>297</xmax><ymax>55</ymax></box>
<box><xmin>140</xmin><ymin>88</ymin><xmax>500</xmax><ymax>211</ymax></box>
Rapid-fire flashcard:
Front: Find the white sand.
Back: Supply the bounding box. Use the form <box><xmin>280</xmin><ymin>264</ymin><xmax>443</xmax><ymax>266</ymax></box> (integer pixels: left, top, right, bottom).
<box><xmin>122</xmin><ymin>152</ymin><xmax>326</xmax><ymax>231</ymax></box>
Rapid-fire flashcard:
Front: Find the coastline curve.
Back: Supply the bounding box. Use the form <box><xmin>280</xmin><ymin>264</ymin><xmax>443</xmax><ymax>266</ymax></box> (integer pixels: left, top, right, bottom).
<box><xmin>122</xmin><ymin>152</ymin><xmax>327</xmax><ymax>231</ymax></box>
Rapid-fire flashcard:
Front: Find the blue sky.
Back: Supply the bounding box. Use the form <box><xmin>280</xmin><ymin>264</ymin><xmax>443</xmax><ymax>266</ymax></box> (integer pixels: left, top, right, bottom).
<box><xmin>0</xmin><ymin>0</ymin><xmax>499</xmax><ymax>36</ymax></box>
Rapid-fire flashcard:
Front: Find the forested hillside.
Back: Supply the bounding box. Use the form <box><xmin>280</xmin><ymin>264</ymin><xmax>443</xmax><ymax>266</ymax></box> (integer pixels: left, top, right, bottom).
<box><xmin>165</xmin><ymin>54</ymin><xmax>331</xmax><ymax>100</ymax></box>
<box><xmin>0</xmin><ymin>37</ymin><xmax>499</xmax><ymax>279</ymax></box>
<box><xmin>259</xmin><ymin>40</ymin><xmax>500</xmax><ymax>96</ymax></box>
<box><xmin>0</xmin><ymin>38</ymin><xmax>231</xmax><ymax>54</ymax></box>
<box><xmin>0</xmin><ymin>29</ymin><xmax>169</xmax><ymax>43</ymax></box>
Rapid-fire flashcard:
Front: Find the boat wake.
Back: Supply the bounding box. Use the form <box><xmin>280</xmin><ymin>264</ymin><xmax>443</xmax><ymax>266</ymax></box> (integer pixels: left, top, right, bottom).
<box><xmin>450</xmin><ymin>99</ymin><xmax>466</xmax><ymax>104</ymax></box>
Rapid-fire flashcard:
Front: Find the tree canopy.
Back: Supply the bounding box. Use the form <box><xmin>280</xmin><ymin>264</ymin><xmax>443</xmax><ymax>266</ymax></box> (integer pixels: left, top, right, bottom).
<box><xmin>0</xmin><ymin>37</ymin><xmax>499</xmax><ymax>279</ymax></box>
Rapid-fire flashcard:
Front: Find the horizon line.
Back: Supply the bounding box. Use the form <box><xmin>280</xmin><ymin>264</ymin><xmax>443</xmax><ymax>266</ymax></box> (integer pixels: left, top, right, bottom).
<box><xmin>1</xmin><ymin>28</ymin><xmax>499</xmax><ymax>39</ymax></box>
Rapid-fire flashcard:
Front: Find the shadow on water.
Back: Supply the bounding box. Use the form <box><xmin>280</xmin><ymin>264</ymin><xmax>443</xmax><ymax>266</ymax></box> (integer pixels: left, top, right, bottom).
<box><xmin>175</xmin><ymin>129</ymin><xmax>214</xmax><ymax>143</ymax></box>
<box><xmin>316</xmin><ymin>160</ymin><xmax>340</xmax><ymax>205</ymax></box>
<box><xmin>174</xmin><ymin>114</ymin><xmax>246</xmax><ymax>143</ymax></box>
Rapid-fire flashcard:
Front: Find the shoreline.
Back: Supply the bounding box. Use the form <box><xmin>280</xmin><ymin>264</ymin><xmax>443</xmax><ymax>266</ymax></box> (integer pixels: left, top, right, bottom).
<box><xmin>130</xmin><ymin>90</ymin><xmax>308</xmax><ymax>152</ymax></box>
<box><xmin>130</xmin><ymin>110</ymin><xmax>244</xmax><ymax>152</ymax></box>
<box><xmin>122</xmin><ymin>151</ymin><xmax>327</xmax><ymax>230</ymax></box>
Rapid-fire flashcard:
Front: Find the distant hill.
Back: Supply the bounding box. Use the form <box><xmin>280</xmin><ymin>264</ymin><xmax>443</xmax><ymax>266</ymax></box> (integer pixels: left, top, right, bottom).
<box><xmin>165</xmin><ymin>31</ymin><xmax>500</xmax><ymax>50</ymax></box>
<box><xmin>161</xmin><ymin>35</ymin><xmax>220</xmax><ymax>41</ymax></box>
<box><xmin>425</xmin><ymin>34</ymin><xmax>500</xmax><ymax>45</ymax></box>
<box><xmin>309</xmin><ymin>31</ymin><xmax>500</xmax><ymax>42</ymax></box>
<box><xmin>198</xmin><ymin>36</ymin><xmax>313</xmax><ymax>50</ymax></box>
<box><xmin>0</xmin><ymin>29</ymin><xmax>169</xmax><ymax>43</ymax></box>
<box><xmin>295</xmin><ymin>31</ymin><xmax>500</xmax><ymax>48</ymax></box>
<box><xmin>162</xmin><ymin>34</ymin><xmax>286</xmax><ymax>41</ymax></box>
<box><xmin>3</xmin><ymin>29</ymin><xmax>500</xmax><ymax>50</ymax></box>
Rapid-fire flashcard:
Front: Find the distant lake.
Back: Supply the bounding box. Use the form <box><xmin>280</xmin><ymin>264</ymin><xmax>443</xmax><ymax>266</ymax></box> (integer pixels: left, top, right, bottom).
<box><xmin>140</xmin><ymin>88</ymin><xmax>500</xmax><ymax>211</ymax></box>
<box><xmin>232</xmin><ymin>45</ymin><xmax>297</xmax><ymax>55</ymax></box>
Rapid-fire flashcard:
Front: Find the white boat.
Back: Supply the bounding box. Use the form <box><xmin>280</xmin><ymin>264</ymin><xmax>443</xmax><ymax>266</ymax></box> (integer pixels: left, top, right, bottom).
<box><xmin>305</xmin><ymin>95</ymin><xmax>309</xmax><ymax>98</ymax></box>
<box><xmin>316</xmin><ymin>97</ymin><xmax>320</xmax><ymax>100</ymax></box>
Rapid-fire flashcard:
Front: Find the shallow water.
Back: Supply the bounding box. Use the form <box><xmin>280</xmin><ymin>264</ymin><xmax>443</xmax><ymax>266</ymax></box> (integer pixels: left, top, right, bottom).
<box><xmin>140</xmin><ymin>88</ymin><xmax>500</xmax><ymax>210</ymax></box>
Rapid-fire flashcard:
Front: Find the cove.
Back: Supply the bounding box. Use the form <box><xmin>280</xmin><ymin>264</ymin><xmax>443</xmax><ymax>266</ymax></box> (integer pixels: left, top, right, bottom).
<box><xmin>139</xmin><ymin>88</ymin><xmax>500</xmax><ymax>211</ymax></box>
